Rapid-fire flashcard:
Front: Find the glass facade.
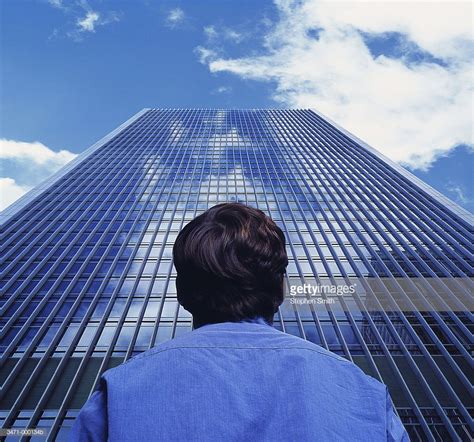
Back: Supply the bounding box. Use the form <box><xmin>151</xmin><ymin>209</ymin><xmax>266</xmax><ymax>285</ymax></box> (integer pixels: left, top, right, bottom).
<box><xmin>1</xmin><ymin>109</ymin><xmax>472</xmax><ymax>441</ymax></box>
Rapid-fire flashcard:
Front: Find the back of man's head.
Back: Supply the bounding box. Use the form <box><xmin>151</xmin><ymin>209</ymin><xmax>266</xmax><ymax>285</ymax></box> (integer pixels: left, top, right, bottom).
<box><xmin>173</xmin><ymin>203</ymin><xmax>288</xmax><ymax>327</ymax></box>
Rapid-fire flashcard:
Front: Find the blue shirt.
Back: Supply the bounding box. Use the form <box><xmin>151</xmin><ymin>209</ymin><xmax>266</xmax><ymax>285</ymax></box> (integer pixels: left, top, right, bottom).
<box><xmin>71</xmin><ymin>318</ymin><xmax>409</xmax><ymax>441</ymax></box>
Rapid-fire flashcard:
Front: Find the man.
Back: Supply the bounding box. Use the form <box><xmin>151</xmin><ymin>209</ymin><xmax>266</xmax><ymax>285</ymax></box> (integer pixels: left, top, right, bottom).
<box><xmin>71</xmin><ymin>203</ymin><xmax>409</xmax><ymax>441</ymax></box>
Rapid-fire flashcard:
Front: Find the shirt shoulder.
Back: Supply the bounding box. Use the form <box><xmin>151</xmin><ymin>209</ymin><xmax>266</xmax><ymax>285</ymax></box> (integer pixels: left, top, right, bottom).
<box><xmin>104</xmin><ymin>324</ymin><xmax>382</xmax><ymax>395</ymax></box>
<box><xmin>110</xmin><ymin>323</ymin><xmax>349</xmax><ymax>367</ymax></box>
<box><xmin>97</xmin><ymin>323</ymin><xmax>398</xmax><ymax>440</ymax></box>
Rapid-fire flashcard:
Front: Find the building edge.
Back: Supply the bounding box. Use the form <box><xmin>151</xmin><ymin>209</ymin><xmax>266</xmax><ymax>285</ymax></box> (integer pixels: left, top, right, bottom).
<box><xmin>0</xmin><ymin>108</ymin><xmax>151</xmax><ymax>227</ymax></box>
<box><xmin>309</xmin><ymin>108</ymin><xmax>474</xmax><ymax>226</ymax></box>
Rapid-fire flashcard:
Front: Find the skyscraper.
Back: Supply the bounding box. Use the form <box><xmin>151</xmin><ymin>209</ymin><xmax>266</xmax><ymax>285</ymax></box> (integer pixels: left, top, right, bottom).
<box><xmin>1</xmin><ymin>109</ymin><xmax>472</xmax><ymax>441</ymax></box>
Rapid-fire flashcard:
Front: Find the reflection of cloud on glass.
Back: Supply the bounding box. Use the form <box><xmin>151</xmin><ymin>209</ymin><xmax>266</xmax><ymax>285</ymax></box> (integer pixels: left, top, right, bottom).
<box><xmin>129</xmin><ymin>110</ymin><xmax>328</xmax><ymax>244</ymax></box>
<box><xmin>168</xmin><ymin>120</ymin><xmax>188</xmax><ymax>146</ymax></box>
<box><xmin>197</xmin><ymin>165</ymin><xmax>254</xmax><ymax>206</ymax></box>
<box><xmin>208</xmin><ymin>128</ymin><xmax>253</xmax><ymax>151</ymax></box>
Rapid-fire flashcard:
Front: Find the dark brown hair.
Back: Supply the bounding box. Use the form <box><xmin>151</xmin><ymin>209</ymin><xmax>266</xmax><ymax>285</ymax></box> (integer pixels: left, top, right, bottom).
<box><xmin>173</xmin><ymin>203</ymin><xmax>288</xmax><ymax>326</ymax></box>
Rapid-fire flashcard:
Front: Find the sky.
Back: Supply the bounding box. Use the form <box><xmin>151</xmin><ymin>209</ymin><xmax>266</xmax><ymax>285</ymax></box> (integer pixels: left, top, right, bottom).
<box><xmin>1</xmin><ymin>0</ymin><xmax>473</xmax><ymax>213</ymax></box>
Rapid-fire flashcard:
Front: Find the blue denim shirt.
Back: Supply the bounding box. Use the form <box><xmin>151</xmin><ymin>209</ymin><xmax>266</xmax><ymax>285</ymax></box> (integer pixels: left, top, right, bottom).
<box><xmin>71</xmin><ymin>318</ymin><xmax>409</xmax><ymax>441</ymax></box>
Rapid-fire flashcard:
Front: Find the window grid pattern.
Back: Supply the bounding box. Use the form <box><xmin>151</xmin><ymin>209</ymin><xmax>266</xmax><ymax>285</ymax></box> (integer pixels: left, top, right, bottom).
<box><xmin>0</xmin><ymin>109</ymin><xmax>472</xmax><ymax>441</ymax></box>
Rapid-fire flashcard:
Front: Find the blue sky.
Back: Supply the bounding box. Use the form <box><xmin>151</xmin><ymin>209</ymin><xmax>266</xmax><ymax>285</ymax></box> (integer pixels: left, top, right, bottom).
<box><xmin>1</xmin><ymin>0</ymin><xmax>473</xmax><ymax>212</ymax></box>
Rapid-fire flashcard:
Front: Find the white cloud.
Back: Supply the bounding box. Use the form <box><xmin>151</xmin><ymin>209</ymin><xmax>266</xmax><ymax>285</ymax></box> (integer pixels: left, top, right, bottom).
<box><xmin>195</xmin><ymin>46</ymin><xmax>218</xmax><ymax>65</ymax></box>
<box><xmin>214</xmin><ymin>86</ymin><xmax>232</xmax><ymax>94</ymax></box>
<box><xmin>198</xmin><ymin>0</ymin><xmax>474</xmax><ymax>170</ymax></box>
<box><xmin>0</xmin><ymin>139</ymin><xmax>77</xmax><ymax>167</ymax></box>
<box><xmin>204</xmin><ymin>25</ymin><xmax>218</xmax><ymax>39</ymax></box>
<box><xmin>46</xmin><ymin>1</ymin><xmax>121</xmax><ymax>41</ymax></box>
<box><xmin>166</xmin><ymin>7</ymin><xmax>185</xmax><ymax>27</ymax></box>
<box><xmin>203</xmin><ymin>25</ymin><xmax>244</xmax><ymax>43</ymax></box>
<box><xmin>0</xmin><ymin>178</ymin><xmax>32</xmax><ymax>211</ymax></box>
<box><xmin>446</xmin><ymin>182</ymin><xmax>471</xmax><ymax>205</ymax></box>
<box><xmin>77</xmin><ymin>11</ymin><xmax>100</xmax><ymax>32</ymax></box>
<box><xmin>225</xmin><ymin>29</ymin><xmax>243</xmax><ymax>43</ymax></box>
<box><xmin>48</xmin><ymin>0</ymin><xmax>64</xmax><ymax>8</ymax></box>
<box><xmin>0</xmin><ymin>139</ymin><xmax>77</xmax><ymax>210</ymax></box>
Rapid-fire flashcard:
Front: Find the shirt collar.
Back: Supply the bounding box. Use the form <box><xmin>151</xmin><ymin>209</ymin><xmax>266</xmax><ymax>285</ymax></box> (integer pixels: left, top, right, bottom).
<box><xmin>193</xmin><ymin>316</ymin><xmax>273</xmax><ymax>332</ymax></box>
